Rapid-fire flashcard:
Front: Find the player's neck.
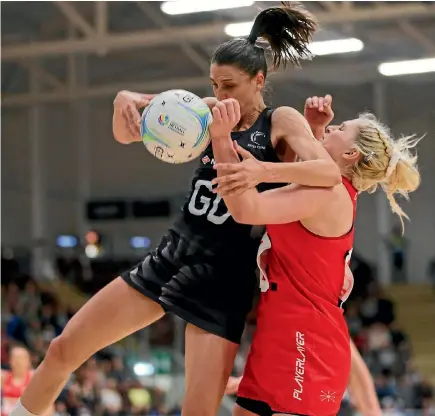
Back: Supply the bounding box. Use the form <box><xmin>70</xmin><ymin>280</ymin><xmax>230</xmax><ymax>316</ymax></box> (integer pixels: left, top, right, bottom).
<box><xmin>340</xmin><ymin>168</ymin><xmax>352</xmax><ymax>182</ymax></box>
<box><xmin>237</xmin><ymin>100</ymin><xmax>266</xmax><ymax>131</ymax></box>
<box><xmin>11</xmin><ymin>371</ymin><xmax>27</xmax><ymax>382</ymax></box>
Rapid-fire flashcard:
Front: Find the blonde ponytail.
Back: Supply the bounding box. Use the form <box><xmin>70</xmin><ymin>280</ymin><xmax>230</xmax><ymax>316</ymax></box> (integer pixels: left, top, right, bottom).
<box><xmin>351</xmin><ymin>112</ymin><xmax>422</xmax><ymax>232</ymax></box>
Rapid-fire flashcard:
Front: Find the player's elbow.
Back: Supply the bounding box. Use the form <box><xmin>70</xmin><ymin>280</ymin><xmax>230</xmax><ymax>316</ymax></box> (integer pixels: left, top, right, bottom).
<box><xmin>325</xmin><ymin>161</ymin><xmax>342</xmax><ymax>186</ymax></box>
<box><xmin>232</xmin><ymin>210</ymin><xmax>253</xmax><ymax>225</ymax></box>
<box><xmin>113</xmin><ymin>132</ymin><xmax>134</xmax><ymax>144</ymax></box>
<box><xmin>113</xmin><ymin>122</ymin><xmax>134</xmax><ymax>145</ymax></box>
<box><xmin>230</xmin><ymin>205</ymin><xmax>262</xmax><ymax>225</ymax></box>
<box><xmin>112</xmin><ymin>110</ymin><xmax>136</xmax><ymax>145</ymax></box>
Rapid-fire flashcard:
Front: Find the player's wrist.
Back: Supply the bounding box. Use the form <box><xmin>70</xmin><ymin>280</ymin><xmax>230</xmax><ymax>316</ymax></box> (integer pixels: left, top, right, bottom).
<box><xmin>309</xmin><ymin>124</ymin><xmax>326</xmax><ymax>140</ymax></box>
<box><xmin>211</xmin><ymin>133</ymin><xmax>232</xmax><ymax>140</ymax></box>
<box><xmin>211</xmin><ymin>134</ymin><xmax>233</xmax><ymax>146</ymax></box>
<box><xmin>259</xmin><ymin>162</ymin><xmax>282</xmax><ymax>183</ymax></box>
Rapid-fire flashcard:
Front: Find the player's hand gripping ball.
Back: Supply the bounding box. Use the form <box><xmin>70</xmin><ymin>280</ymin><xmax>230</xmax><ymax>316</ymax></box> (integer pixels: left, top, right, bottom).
<box><xmin>141</xmin><ymin>90</ymin><xmax>213</xmax><ymax>164</ymax></box>
<box><xmin>209</xmin><ymin>98</ymin><xmax>241</xmax><ymax>139</ymax></box>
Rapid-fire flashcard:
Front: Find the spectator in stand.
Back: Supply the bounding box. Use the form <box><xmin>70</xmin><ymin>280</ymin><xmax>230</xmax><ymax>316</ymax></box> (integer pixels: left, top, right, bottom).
<box><xmin>375</xmin><ymin>369</ymin><xmax>396</xmax><ymax>402</ymax></box>
<box><xmin>429</xmin><ymin>255</ymin><xmax>435</xmax><ymax>293</ymax></box>
<box><xmin>414</xmin><ymin>379</ymin><xmax>434</xmax><ymax>411</ymax></box>
<box><xmin>100</xmin><ymin>378</ymin><xmax>123</xmax><ymax>415</ymax></box>
<box><xmin>360</xmin><ymin>281</ymin><xmax>395</xmax><ymax>326</ymax></box>
<box><xmin>109</xmin><ymin>356</ymin><xmax>133</xmax><ymax>383</ymax></box>
<box><xmin>345</xmin><ymin>302</ymin><xmax>363</xmax><ymax>338</ymax></box>
<box><xmin>348</xmin><ymin>253</ymin><xmax>375</xmax><ymax>300</ymax></box>
<box><xmin>386</xmin><ymin>225</ymin><xmax>408</xmax><ymax>283</ymax></box>
<box><xmin>18</xmin><ymin>281</ymin><xmax>42</xmax><ymax>324</ymax></box>
<box><xmin>1</xmin><ymin>347</ymin><xmax>53</xmax><ymax>416</ymax></box>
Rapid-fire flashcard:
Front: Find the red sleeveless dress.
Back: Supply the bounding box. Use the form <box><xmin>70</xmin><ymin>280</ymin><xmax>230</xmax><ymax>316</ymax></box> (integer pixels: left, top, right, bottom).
<box><xmin>238</xmin><ymin>178</ymin><xmax>358</xmax><ymax>415</ymax></box>
<box><xmin>1</xmin><ymin>370</ymin><xmax>32</xmax><ymax>416</ymax></box>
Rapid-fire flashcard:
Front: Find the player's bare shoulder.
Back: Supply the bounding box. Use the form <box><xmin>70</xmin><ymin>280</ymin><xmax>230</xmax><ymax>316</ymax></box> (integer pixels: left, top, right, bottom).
<box><xmin>303</xmin><ymin>182</ymin><xmax>354</xmax><ymax>236</ymax></box>
<box><xmin>271</xmin><ymin>106</ymin><xmax>314</xmax><ymax>138</ymax></box>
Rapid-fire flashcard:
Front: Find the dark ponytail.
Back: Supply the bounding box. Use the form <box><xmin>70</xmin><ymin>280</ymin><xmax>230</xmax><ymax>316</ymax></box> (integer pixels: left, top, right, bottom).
<box><xmin>248</xmin><ymin>1</ymin><xmax>317</xmax><ymax>69</ymax></box>
<box><xmin>212</xmin><ymin>2</ymin><xmax>317</xmax><ymax>80</ymax></box>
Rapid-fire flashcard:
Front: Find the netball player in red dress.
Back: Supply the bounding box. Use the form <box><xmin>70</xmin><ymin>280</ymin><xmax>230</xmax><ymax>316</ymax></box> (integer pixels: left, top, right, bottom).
<box><xmin>2</xmin><ymin>347</ymin><xmax>33</xmax><ymax>416</ymax></box>
<box><xmin>1</xmin><ymin>347</ymin><xmax>53</xmax><ymax>416</ymax></box>
<box><xmin>210</xmin><ymin>98</ymin><xmax>421</xmax><ymax>416</ymax></box>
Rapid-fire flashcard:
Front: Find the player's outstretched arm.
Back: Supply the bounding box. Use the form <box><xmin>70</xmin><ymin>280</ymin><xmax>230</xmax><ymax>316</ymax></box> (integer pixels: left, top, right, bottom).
<box><xmin>348</xmin><ymin>340</ymin><xmax>382</xmax><ymax>416</ymax></box>
<box><xmin>261</xmin><ymin>106</ymin><xmax>341</xmax><ymax>187</ymax></box>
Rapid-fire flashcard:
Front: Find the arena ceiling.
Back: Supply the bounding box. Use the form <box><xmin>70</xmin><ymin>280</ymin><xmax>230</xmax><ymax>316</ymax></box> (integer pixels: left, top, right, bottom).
<box><xmin>2</xmin><ymin>1</ymin><xmax>435</xmax><ymax>108</ymax></box>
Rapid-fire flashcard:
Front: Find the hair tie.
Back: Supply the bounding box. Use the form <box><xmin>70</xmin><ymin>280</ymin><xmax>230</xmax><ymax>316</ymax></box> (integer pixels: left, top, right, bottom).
<box><xmin>364</xmin><ymin>152</ymin><xmax>375</xmax><ymax>163</ymax></box>
<box><xmin>385</xmin><ymin>149</ymin><xmax>401</xmax><ymax>178</ymax></box>
<box><xmin>247</xmin><ymin>33</ymin><xmax>258</xmax><ymax>44</ymax></box>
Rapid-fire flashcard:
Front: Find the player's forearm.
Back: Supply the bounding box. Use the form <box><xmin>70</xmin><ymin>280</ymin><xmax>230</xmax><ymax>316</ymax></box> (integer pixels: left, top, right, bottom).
<box><xmin>349</xmin><ymin>375</ymin><xmax>381</xmax><ymax>416</ymax></box>
<box><xmin>309</xmin><ymin>126</ymin><xmax>325</xmax><ymax>141</ymax></box>
<box><xmin>212</xmin><ymin>135</ymin><xmax>239</xmax><ymax>165</ymax></box>
<box><xmin>112</xmin><ymin>105</ymin><xmax>140</xmax><ymax>144</ymax></box>
<box><xmin>212</xmin><ymin>136</ymin><xmax>259</xmax><ymax>222</ymax></box>
<box><xmin>260</xmin><ymin>160</ymin><xmax>341</xmax><ymax>187</ymax></box>
<box><xmin>348</xmin><ymin>342</ymin><xmax>382</xmax><ymax>416</ymax></box>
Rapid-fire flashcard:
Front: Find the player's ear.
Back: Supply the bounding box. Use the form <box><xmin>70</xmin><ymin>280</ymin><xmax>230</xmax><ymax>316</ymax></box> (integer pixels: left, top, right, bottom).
<box><xmin>342</xmin><ymin>148</ymin><xmax>360</xmax><ymax>163</ymax></box>
<box><xmin>255</xmin><ymin>72</ymin><xmax>265</xmax><ymax>93</ymax></box>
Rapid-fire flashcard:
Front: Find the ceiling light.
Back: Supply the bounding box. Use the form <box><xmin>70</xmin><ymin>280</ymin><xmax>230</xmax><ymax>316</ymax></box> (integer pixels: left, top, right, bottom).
<box><xmin>161</xmin><ymin>1</ymin><xmax>254</xmax><ymax>16</ymax></box>
<box><xmin>378</xmin><ymin>58</ymin><xmax>435</xmax><ymax>76</ymax></box>
<box><xmin>309</xmin><ymin>38</ymin><xmax>364</xmax><ymax>56</ymax></box>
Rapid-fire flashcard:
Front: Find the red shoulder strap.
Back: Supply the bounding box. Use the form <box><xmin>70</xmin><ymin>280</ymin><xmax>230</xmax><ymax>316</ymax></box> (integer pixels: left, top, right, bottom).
<box><xmin>342</xmin><ymin>176</ymin><xmax>358</xmax><ymax>220</ymax></box>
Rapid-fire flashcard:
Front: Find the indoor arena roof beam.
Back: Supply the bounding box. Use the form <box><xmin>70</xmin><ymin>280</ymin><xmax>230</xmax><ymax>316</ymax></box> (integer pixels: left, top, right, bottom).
<box><xmin>17</xmin><ymin>59</ymin><xmax>65</xmax><ymax>90</ymax></box>
<box><xmin>3</xmin><ymin>3</ymin><xmax>435</xmax><ymax>61</ymax></box>
<box><xmin>2</xmin><ymin>61</ymin><xmax>381</xmax><ymax>107</ymax></box>
<box><xmin>95</xmin><ymin>1</ymin><xmax>108</xmax><ymax>37</ymax></box>
<box><xmin>136</xmin><ymin>1</ymin><xmax>209</xmax><ymax>73</ymax></box>
<box><xmin>53</xmin><ymin>2</ymin><xmax>95</xmax><ymax>37</ymax></box>
<box><xmin>398</xmin><ymin>20</ymin><xmax>435</xmax><ymax>54</ymax></box>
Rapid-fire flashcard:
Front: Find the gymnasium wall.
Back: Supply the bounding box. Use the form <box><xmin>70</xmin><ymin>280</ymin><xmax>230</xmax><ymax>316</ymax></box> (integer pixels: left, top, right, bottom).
<box><xmin>2</xmin><ymin>80</ymin><xmax>434</xmax><ymax>281</ymax></box>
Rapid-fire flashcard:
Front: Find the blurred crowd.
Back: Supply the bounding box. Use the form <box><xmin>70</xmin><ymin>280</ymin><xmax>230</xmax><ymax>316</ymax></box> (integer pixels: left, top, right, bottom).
<box><xmin>341</xmin><ymin>255</ymin><xmax>434</xmax><ymax>414</ymax></box>
<box><xmin>2</xmin><ymin>253</ymin><xmax>434</xmax><ymax>415</ymax></box>
<box><xmin>1</xmin><ymin>258</ymin><xmax>181</xmax><ymax>416</ymax></box>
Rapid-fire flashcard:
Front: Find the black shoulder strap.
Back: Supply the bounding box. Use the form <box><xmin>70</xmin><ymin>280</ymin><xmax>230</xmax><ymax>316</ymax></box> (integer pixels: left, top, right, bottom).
<box><xmin>266</xmin><ymin>108</ymin><xmax>275</xmax><ymax>122</ymax></box>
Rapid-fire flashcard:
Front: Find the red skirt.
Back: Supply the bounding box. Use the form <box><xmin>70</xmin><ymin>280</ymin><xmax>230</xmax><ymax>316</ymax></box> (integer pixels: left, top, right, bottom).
<box><xmin>238</xmin><ymin>284</ymin><xmax>351</xmax><ymax>416</ymax></box>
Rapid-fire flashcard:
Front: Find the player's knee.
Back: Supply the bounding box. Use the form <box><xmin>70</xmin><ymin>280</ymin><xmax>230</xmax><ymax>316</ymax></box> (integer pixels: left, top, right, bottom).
<box><xmin>45</xmin><ymin>335</ymin><xmax>83</xmax><ymax>373</ymax></box>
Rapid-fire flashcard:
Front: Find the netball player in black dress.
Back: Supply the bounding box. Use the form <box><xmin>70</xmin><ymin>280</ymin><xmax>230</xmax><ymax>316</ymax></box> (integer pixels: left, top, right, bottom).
<box><xmin>12</xmin><ymin>3</ymin><xmax>342</xmax><ymax>416</ymax></box>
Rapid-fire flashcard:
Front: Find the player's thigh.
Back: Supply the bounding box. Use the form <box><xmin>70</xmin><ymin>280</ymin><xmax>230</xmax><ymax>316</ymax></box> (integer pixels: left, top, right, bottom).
<box><xmin>272</xmin><ymin>414</ymin><xmax>300</xmax><ymax>416</ymax></box>
<box><xmin>51</xmin><ymin>277</ymin><xmax>165</xmax><ymax>366</ymax></box>
<box><xmin>183</xmin><ymin>323</ymin><xmax>239</xmax><ymax>415</ymax></box>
